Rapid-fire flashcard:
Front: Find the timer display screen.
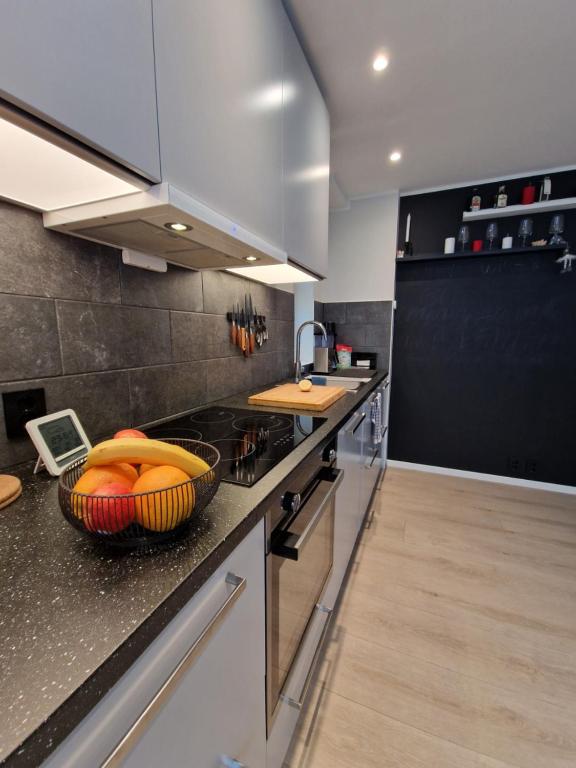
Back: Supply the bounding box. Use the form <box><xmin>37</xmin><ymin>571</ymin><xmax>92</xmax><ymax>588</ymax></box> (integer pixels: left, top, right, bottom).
<box><xmin>38</xmin><ymin>415</ymin><xmax>84</xmax><ymax>459</ymax></box>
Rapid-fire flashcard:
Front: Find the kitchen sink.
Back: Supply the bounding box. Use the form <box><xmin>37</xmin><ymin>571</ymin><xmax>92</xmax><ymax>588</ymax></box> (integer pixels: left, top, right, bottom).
<box><xmin>307</xmin><ymin>374</ymin><xmax>370</xmax><ymax>391</ymax></box>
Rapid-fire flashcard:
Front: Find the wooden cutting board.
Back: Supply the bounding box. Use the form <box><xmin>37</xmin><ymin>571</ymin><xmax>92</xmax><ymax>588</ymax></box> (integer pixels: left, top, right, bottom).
<box><xmin>248</xmin><ymin>383</ymin><xmax>346</xmax><ymax>412</ymax></box>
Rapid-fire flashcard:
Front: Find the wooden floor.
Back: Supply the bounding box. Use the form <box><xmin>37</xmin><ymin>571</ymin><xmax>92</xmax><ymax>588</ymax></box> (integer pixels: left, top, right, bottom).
<box><xmin>285</xmin><ymin>467</ymin><xmax>576</xmax><ymax>768</ymax></box>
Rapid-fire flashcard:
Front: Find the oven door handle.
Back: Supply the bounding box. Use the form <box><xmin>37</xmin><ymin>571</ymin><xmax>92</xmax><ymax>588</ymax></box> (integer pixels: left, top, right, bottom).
<box><xmin>272</xmin><ymin>468</ymin><xmax>344</xmax><ymax>561</ymax></box>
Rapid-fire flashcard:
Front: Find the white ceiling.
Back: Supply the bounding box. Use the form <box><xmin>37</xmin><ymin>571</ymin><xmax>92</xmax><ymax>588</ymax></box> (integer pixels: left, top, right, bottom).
<box><xmin>285</xmin><ymin>0</ymin><xmax>576</xmax><ymax>203</ymax></box>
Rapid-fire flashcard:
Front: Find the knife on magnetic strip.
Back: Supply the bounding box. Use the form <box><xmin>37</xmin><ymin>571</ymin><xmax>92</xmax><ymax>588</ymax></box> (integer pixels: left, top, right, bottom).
<box><xmin>239</xmin><ymin>303</ymin><xmax>247</xmax><ymax>354</ymax></box>
<box><xmin>248</xmin><ymin>295</ymin><xmax>256</xmax><ymax>353</ymax></box>
<box><xmin>230</xmin><ymin>303</ymin><xmax>237</xmax><ymax>345</ymax></box>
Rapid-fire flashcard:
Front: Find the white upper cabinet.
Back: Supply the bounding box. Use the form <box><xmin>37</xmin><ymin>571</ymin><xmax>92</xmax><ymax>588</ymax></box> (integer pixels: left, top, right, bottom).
<box><xmin>0</xmin><ymin>0</ymin><xmax>161</xmax><ymax>181</ymax></box>
<box><xmin>282</xmin><ymin>14</ymin><xmax>330</xmax><ymax>277</ymax></box>
<box><xmin>152</xmin><ymin>0</ymin><xmax>285</xmax><ymax>252</ymax></box>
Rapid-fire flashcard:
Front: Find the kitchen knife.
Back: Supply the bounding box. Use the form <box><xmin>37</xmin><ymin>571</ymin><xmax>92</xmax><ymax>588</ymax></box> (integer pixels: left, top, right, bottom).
<box><xmin>244</xmin><ymin>294</ymin><xmax>252</xmax><ymax>357</ymax></box>
<box><xmin>248</xmin><ymin>295</ymin><xmax>256</xmax><ymax>353</ymax></box>
<box><xmin>239</xmin><ymin>305</ymin><xmax>247</xmax><ymax>355</ymax></box>
<box><xmin>253</xmin><ymin>306</ymin><xmax>262</xmax><ymax>347</ymax></box>
<box><xmin>230</xmin><ymin>303</ymin><xmax>237</xmax><ymax>345</ymax></box>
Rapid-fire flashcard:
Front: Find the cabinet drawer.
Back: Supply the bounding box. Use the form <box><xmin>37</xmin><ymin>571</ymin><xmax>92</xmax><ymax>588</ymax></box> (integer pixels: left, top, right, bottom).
<box><xmin>44</xmin><ymin>522</ymin><xmax>266</xmax><ymax>768</ymax></box>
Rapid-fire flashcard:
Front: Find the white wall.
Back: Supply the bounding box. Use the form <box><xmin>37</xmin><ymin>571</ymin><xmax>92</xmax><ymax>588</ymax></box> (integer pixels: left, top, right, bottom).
<box><xmin>316</xmin><ymin>192</ymin><xmax>399</xmax><ymax>303</ymax></box>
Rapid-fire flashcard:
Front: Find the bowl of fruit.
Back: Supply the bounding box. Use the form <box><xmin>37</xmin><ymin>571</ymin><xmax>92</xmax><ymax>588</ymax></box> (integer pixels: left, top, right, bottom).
<box><xmin>58</xmin><ymin>429</ymin><xmax>221</xmax><ymax>549</ymax></box>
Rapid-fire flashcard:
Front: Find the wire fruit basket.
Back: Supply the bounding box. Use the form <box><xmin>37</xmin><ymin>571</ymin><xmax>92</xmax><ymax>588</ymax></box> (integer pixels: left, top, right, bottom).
<box><xmin>58</xmin><ymin>439</ymin><xmax>221</xmax><ymax>550</ymax></box>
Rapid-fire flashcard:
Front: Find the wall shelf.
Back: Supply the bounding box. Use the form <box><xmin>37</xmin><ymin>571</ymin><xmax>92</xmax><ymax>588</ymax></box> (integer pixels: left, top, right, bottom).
<box><xmin>396</xmin><ymin>245</ymin><xmax>565</xmax><ymax>264</ymax></box>
<box><xmin>462</xmin><ymin>197</ymin><xmax>576</xmax><ymax>221</ymax></box>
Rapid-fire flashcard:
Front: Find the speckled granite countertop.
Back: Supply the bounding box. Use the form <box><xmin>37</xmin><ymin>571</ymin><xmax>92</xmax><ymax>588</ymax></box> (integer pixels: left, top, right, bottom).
<box><xmin>0</xmin><ymin>371</ymin><xmax>387</xmax><ymax>766</ymax></box>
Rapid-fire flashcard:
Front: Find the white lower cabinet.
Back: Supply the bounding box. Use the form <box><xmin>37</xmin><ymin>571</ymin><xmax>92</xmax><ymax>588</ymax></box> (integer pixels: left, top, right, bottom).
<box><xmin>44</xmin><ymin>521</ymin><xmax>266</xmax><ymax>768</ymax></box>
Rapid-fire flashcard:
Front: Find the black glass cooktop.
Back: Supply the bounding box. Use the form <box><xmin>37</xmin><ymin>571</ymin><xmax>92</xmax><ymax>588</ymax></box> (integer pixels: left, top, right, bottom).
<box><xmin>144</xmin><ymin>407</ymin><xmax>326</xmax><ymax>486</ymax></box>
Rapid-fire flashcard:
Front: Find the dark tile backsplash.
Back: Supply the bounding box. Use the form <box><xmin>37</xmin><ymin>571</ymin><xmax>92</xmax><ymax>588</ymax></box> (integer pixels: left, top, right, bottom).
<box><xmin>0</xmin><ymin>200</ymin><xmax>294</xmax><ymax>469</ymax></box>
<box><xmin>322</xmin><ymin>300</ymin><xmax>393</xmax><ymax>371</ymax></box>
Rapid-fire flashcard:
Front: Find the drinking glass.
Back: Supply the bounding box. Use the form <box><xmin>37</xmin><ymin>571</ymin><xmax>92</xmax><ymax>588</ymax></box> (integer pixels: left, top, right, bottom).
<box><xmin>486</xmin><ymin>222</ymin><xmax>498</xmax><ymax>250</ymax></box>
<box><xmin>549</xmin><ymin>214</ymin><xmax>567</xmax><ymax>245</ymax></box>
<box><xmin>457</xmin><ymin>225</ymin><xmax>470</xmax><ymax>251</ymax></box>
<box><xmin>518</xmin><ymin>218</ymin><xmax>533</xmax><ymax>247</ymax></box>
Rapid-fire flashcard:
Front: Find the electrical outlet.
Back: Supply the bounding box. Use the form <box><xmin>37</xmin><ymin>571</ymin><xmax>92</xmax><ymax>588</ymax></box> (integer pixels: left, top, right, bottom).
<box><xmin>525</xmin><ymin>459</ymin><xmax>538</xmax><ymax>477</ymax></box>
<box><xmin>2</xmin><ymin>388</ymin><xmax>46</xmax><ymax>439</ymax></box>
<box><xmin>507</xmin><ymin>456</ymin><xmax>521</xmax><ymax>475</ymax></box>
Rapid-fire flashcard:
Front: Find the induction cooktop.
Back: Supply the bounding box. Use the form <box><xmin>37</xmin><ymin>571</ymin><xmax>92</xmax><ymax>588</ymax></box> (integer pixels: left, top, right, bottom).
<box><xmin>143</xmin><ymin>407</ymin><xmax>326</xmax><ymax>486</ymax></box>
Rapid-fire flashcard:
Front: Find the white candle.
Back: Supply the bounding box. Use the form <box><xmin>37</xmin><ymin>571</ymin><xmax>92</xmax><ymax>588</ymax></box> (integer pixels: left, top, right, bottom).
<box><xmin>405</xmin><ymin>213</ymin><xmax>411</xmax><ymax>242</ymax></box>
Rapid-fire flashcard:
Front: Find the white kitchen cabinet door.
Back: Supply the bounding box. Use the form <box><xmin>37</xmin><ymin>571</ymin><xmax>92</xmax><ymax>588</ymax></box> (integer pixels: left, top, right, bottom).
<box><xmin>152</xmin><ymin>0</ymin><xmax>284</xmax><ymax>251</ymax></box>
<box><xmin>282</xmin><ymin>14</ymin><xmax>330</xmax><ymax>277</ymax></box>
<box><xmin>0</xmin><ymin>0</ymin><xmax>161</xmax><ymax>181</ymax></box>
<box><xmin>44</xmin><ymin>521</ymin><xmax>266</xmax><ymax>768</ymax></box>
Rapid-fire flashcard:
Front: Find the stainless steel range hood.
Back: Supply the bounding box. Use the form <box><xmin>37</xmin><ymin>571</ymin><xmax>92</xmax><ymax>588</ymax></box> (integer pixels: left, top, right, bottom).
<box><xmin>43</xmin><ymin>183</ymin><xmax>287</xmax><ymax>270</ymax></box>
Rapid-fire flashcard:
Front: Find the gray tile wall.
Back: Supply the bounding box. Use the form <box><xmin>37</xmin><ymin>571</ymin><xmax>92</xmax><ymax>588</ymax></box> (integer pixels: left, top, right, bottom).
<box><xmin>0</xmin><ymin>201</ymin><xmax>294</xmax><ymax>469</ymax></box>
<box><xmin>321</xmin><ymin>300</ymin><xmax>393</xmax><ymax>370</ymax></box>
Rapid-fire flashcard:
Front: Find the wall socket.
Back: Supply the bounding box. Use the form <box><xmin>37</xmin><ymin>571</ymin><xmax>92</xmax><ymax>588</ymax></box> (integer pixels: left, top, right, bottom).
<box><xmin>506</xmin><ymin>456</ymin><xmax>521</xmax><ymax>475</ymax></box>
<box><xmin>2</xmin><ymin>388</ymin><xmax>47</xmax><ymax>439</ymax></box>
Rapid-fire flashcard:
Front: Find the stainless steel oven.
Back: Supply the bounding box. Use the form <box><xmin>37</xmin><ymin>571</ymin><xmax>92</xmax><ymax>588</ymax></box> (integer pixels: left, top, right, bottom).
<box><xmin>265</xmin><ymin>440</ymin><xmax>343</xmax><ymax>731</ymax></box>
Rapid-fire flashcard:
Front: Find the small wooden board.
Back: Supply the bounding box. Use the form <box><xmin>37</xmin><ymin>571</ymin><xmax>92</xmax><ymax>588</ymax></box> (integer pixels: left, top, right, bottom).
<box><xmin>248</xmin><ymin>383</ymin><xmax>346</xmax><ymax>412</ymax></box>
<box><xmin>0</xmin><ymin>475</ymin><xmax>22</xmax><ymax>510</ymax></box>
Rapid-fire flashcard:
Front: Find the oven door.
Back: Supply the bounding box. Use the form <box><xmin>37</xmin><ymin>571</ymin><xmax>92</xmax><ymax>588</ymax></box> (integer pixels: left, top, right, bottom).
<box><xmin>267</xmin><ymin>466</ymin><xmax>343</xmax><ymax>729</ymax></box>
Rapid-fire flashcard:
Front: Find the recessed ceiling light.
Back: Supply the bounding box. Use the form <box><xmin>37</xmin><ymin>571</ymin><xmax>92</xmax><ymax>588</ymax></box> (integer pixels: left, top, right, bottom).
<box><xmin>389</xmin><ymin>150</ymin><xmax>402</xmax><ymax>163</ymax></box>
<box><xmin>244</xmin><ymin>255</ymin><xmax>259</xmax><ymax>262</ymax></box>
<box><xmin>164</xmin><ymin>222</ymin><xmax>191</xmax><ymax>232</ymax></box>
<box><xmin>372</xmin><ymin>53</ymin><xmax>389</xmax><ymax>72</ymax></box>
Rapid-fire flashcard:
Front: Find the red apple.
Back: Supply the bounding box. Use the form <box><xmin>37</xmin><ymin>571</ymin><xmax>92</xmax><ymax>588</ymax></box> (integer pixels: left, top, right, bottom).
<box><xmin>113</xmin><ymin>428</ymin><xmax>148</xmax><ymax>440</ymax></box>
<box><xmin>85</xmin><ymin>483</ymin><xmax>135</xmax><ymax>533</ymax></box>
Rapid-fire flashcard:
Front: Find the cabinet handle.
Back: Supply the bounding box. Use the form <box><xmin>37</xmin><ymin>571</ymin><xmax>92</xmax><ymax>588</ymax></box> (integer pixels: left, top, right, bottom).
<box><xmin>280</xmin><ymin>604</ymin><xmax>333</xmax><ymax>711</ymax></box>
<box><xmin>272</xmin><ymin>469</ymin><xmax>344</xmax><ymax>561</ymax></box>
<box><xmin>101</xmin><ymin>573</ymin><xmax>246</xmax><ymax>768</ymax></box>
<box><xmin>347</xmin><ymin>412</ymin><xmax>366</xmax><ymax>435</ymax></box>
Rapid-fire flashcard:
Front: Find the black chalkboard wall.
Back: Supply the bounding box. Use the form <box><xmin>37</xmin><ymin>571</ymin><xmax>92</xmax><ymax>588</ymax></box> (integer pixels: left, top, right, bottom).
<box><xmin>389</xmin><ymin>171</ymin><xmax>576</xmax><ymax>486</ymax></box>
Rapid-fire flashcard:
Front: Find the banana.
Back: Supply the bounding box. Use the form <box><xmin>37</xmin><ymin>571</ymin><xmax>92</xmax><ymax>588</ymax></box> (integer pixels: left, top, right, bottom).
<box><xmin>85</xmin><ymin>438</ymin><xmax>211</xmax><ymax>478</ymax></box>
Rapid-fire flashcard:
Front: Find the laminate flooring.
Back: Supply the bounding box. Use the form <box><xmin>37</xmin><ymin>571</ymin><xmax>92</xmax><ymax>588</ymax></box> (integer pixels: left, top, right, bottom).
<box><xmin>285</xmin><ymin>468</ymin><xmax>576</xmax><ymax>768</ymax></box>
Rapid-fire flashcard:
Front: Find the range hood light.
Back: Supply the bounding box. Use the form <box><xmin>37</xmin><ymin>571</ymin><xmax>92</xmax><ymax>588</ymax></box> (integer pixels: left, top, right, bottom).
<box><xmin>164</xmin><ymin>222</ymin><xmax>192</xmax><ymax>232</ymax></box>
<box><xmin>0</xmin><ymin>114</ymin><xmax>143</xmax><ymax>211</ymax></box>
<box><xmin>244</xmin><ymin>255</ymin><xmax>259</xmax><ymax>262</ymax></box>
<box><xmin>227</xmin><ymin>262</ymin><xmax>319</xmax><ymax>284</ymax></box>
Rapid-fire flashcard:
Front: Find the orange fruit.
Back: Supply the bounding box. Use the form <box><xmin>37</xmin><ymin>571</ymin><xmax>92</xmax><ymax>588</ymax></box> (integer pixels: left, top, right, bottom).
<box><xmin>138</xmin><ymin>463</ymin><xmax>156</xmax><ymax>476</ymax></box>
<box><xmin>74</xmin><ymin>465</ymin><xmax>136</xmax><ymax>495</ymax></box>
<box><xmin>115</xmin><ymin>462</ymin><xmax>139</xmax><ymax>484</ymax></box>
<box><xmin>133</xmin><ymin>466</ymin><xmax>194</xmax><ymax>532</ymax></box>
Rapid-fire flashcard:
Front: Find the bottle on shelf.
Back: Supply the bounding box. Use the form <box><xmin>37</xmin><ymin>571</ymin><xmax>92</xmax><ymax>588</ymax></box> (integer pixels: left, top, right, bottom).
<box><xmin>494</xmin><ymin>185</ymin><xmax>508</xmax><ymax>208</ymax></box>
<box><xmin>539</xmin><ymin>176</ymin><xmax>552</xmax><ymax>202</ymax></box>
<box><xmin>521</xmin><ymin>180</ymin><xmax>536</xmax><ymax>205</ymax></box>
<box><xmin>470</xmin><ymin>188</ymin><xmax>482</xmax><ymax>212</ymax></box>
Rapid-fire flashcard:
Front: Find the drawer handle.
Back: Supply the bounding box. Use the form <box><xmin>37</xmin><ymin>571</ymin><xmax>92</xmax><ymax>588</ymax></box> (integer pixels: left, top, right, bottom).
<box><xmin>280</xmin><ymin>604</ymin><xmax>333</xmax><ymax>711</ymax></box>
<box><xmin>347</xmin><ymin>412</ymin><xmax>366</xmax><ymax>435</ymax></box>
<box><xmin>101</xmin><ymin>573</ymin><xmax>246</xmax><ymax>768</ymax></box>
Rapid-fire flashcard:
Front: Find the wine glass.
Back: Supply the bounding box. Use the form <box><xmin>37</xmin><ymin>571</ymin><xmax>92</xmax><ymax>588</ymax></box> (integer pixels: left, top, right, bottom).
<box><xmin>549</xmin><ymin>214</ymin><xmax>567</xmax><ymax>246</ymax></box>
<box><xmin>486</xmin><ymin>222</ymin><xmax>498</xmax><ymax>250</ymax></box>
<box><xmin>457</xmin><ymin>225</ymin><xmax>470</xmax><ymax>252</ymax></box>
<box><xmin>518</xmin><ymin>218</ymin><xmax>533</xmax><ymax>247</ymax></box>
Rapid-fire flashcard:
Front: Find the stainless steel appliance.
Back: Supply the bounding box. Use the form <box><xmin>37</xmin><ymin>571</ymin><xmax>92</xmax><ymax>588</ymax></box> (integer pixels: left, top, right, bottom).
<box><xmin>265</xmin><ymin>438</ymin><xmax>342</xmax><ymax>731</ymax></box>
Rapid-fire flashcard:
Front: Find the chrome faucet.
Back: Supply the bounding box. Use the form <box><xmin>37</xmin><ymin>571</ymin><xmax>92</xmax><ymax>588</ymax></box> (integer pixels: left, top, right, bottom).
<box><xmin>295</xmin><ymin>321</ymin><xmax>327</xmax><ymax>382</ymax></box>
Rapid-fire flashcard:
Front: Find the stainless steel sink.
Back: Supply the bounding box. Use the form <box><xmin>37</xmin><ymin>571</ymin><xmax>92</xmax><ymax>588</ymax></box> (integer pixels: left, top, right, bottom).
<box><xmin>306</xmin><ymin>375</ymin><xmax>370</xmax><ymax>391</ymax></box>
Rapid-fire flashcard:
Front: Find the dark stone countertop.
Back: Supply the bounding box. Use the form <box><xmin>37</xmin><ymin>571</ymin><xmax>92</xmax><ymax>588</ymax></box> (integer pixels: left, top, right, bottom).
<box><xmin>0</xmin><ymin>371</ymin><xmax>388</xmax><ymax>766</ymax></box>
